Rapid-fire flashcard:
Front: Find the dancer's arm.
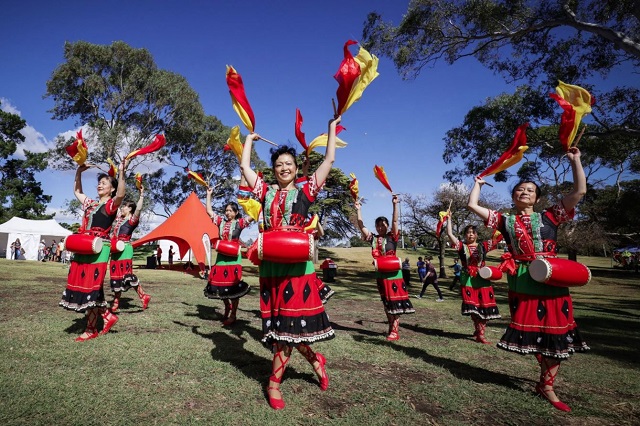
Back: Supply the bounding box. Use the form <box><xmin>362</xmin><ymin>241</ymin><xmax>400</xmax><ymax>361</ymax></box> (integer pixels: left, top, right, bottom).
<box><xmin>467</xmin><ymin>176</ymin><xmax>490</xmax><ymax>222</ymax></box>
<box><xmin>561</xmin><ymin>147</ymin><xmax>587</xmax><ymax>211</ymax></box>
<box><xmin>239</xmin><ymin>133</ymin><xmax>260</xmax><ymax>189</ymax></box>
<box><xmin>312</xmin><ymin>115</ymin><xmax>341</xmax><ymax>185</ymax></box>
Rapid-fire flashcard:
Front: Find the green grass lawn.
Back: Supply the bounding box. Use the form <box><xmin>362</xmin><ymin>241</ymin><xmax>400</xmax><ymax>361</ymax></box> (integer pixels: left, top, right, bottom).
<box><xmin>0</xmin><ymin>248</ymin><xmax>638</xmax><ymax>425</ymax></box>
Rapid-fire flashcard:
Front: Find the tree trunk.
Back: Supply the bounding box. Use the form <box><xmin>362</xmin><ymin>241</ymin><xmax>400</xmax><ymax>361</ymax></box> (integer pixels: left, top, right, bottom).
<box><xmin>438</xmin><ymin>238</ymin><xmax>447</xmax><ymax>278</ymax></box>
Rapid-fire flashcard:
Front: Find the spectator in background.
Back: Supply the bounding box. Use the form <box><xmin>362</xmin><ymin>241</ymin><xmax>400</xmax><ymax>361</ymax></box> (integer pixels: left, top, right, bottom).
<box><xmin>156</xmin><ymin>244</ymin><xmax>162</xmax><ymax>268</ymax></box>
<box><xmin>56</xmin><ymin>240</ymin><xmax>64</xmax><ymax>262</ymax></box>
<box><xmin>38</xmin><ymin>240</ymin><xmax>46</xmax><ymax>261</ymax></box>
<box><xmin>50</xmin><ymin>240</ymin><xmax>58</xmax><ymax>262</ymax></box>
<box><xmin>416</xmin><ymin>256</ymin><xmax>444</xmax><ymax>301</ymax></box>
<box><xmin>416</xmin><ymin>256</ymin><xmax>426</xmax><ymax>283</ymax></box>
<box><xmin>449</xmin><ymin>258</ymin><xmax>462</xmax><ymax>291</ymax></box>
<box><xmin>12</xmin><ymin>238</ymin><xmax>22</xmax><ymax>260</ymax></box>
<box><xmin>401</xmin><ymin>257</ymin><xmax>411</xmax><ymax>288</ymax></box>
<box><xmin>168</xmin><ymin>245</ymin><xmax>175</xmax><ymax>268</ymax></box>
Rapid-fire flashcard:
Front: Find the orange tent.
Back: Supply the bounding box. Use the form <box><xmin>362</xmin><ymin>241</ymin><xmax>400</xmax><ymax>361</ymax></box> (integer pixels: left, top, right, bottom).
<box><xmin>132</xmin><ymin>192</ymin><xmax>218</xmax><ymax>271</ymax></box>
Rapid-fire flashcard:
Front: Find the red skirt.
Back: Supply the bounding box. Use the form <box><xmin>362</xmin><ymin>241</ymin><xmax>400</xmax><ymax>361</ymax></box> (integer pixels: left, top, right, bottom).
<box><xmin>109</xmin><ymin>244</ymin><xmax>138</xmax><ymax>292</ymax></box>
<box><xmin>59</xmin><ymin>243</ymin><xmax>110</xmax><ymax>312</ymax></box>
<box><xmin>376</xmin><ymin>270</ymin><xmax>415</xmax><ymax>315</ymax></box>
<box><xmin>460</xmin><ymin>274</ymin><xmax>501</xmax><ymax>320</ymax></box>
<box><xmin>204</xmin><ymin>253</ymin><xmax>251</xmax><ymax>300</ymax></box>
<box><xmin>497</xmin><ymin>291</ymin><xmax>590</xmax><ymax>359</ymax></box>
<box><xmin>259</xmin><ymin>260</ymin><xmax>334</xmax><ymax>346</ymax></box>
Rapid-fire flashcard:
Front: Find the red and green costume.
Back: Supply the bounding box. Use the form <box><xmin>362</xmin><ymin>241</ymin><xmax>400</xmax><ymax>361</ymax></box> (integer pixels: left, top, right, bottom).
<box><xmin>109</xmin><ymin>215</ymin><xmax>139</xmax><ymax>292</ymax></box>
<box><xmin>486</xmin><ymin>203</ymin><xmax>590</xmax><ymax>358</ymax></box>
<box><xmin>366</xmin><ymin>232</ymin><xmax>415</xmax><ymax>316</ymax></box>
<box><xmin>454</xmin><ymin>240</ymin><xmax>501</xmax><ymax>320</ymax></box>
<box><xmin>250</xmin><ymin>174</ymin><xmax>334</xmax><ymax>347</ymax></box>
<box><xmin>60</xmin><ymin>198</ymin><xmax>117</xmax><ymax>312</ymax></box>
<box><xmin>205</xmin><ymin>214</ymin><xmax>251</xmax><ymax>300</ymax></box>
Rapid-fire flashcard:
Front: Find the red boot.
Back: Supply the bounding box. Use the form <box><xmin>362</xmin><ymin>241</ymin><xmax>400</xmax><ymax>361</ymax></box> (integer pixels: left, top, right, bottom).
<box><xmin>387</xmin><ymin>316</ymin><xmax>400</xmax><ymax>341</ymax></box>
<box><xmin>536</xmin><ymin>356</ymin><xmax>571</xmax><ymax>412</ymax></box>
<box><xmin>101</xmin><ymin>310</ymin><xmax>119</xmax><ymax>335</ymax></box>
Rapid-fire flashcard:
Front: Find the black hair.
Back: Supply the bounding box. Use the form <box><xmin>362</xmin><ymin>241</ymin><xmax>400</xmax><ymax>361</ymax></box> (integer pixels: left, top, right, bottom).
<box><xmin>124</xmin><ymin>200</ymin><xmax>137</xmax><ymax>214</ymax></box>
<box><xmin>97</xmin><ymin>173</ymin><xmax>118</xmax><ymax>198</ymax></box>
<box><xmin>270</xmin><ymin>145</ymin><xmax>298</xmax><ymax>169</ymax></box>
<box><xmin>511</xmin><ymin>180</ymin><xmax>542</xmax><ymax>199</ymax></box>
<box><xmin>375</xmin><ymin>216</ymin><xmax>389</xmax><ymax>227</ymax></box>
<box><xmin>225</xmin><ymin>202</ymin><xmax>240</xmax><ymax>218</ymax></box>
<box><xmin>463</xmin><ymin>225</ymin><xmax>477</xmax><ymax>235</ymax></box>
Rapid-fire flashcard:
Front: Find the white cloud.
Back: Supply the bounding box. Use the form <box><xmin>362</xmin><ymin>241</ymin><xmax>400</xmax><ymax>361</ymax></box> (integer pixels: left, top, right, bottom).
<box><xmin>1</xmin><ymin>98</ymin><xmax>54</xmax><ymax>158</ymax></box>
<box><xmin>0</xmin><ymin>98</ymin><xmax>20</xmax><ymax>115</ymax></box>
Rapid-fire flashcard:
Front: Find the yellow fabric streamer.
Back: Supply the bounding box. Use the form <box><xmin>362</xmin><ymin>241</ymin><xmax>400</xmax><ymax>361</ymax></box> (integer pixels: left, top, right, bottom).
<box><xmin>306</xmin><ymin>134</ymin><xmax>347</xmax><ymax>155</ymax></box>
<box><xmin>343</xmin><ymin>46</ymin><xmax>380</xmax><ymax>114</ymax></box>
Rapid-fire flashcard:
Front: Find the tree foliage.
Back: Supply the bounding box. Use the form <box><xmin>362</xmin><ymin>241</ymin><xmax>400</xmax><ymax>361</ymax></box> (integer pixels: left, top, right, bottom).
<box><xmin>0</xmin><ymin>103</ymin><xmax>52</xmax><ymax>222</ymax></box>
<box><xmin>44</xmin><ymin>41</ymin><xmax>247</xmax><ymax>218</ymax></box>
<box><xmin>363</xmin><ymin>0</ymin><xmax>640</xmax><ymax>85</ymax></box>
<box><xmin>363</xmin><ymin>0</ymin><xmax>640</xmax><ymax>190</ymax></box>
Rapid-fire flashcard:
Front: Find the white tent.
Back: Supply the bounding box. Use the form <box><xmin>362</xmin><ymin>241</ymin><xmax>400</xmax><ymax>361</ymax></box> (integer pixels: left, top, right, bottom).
<box><xmin>0</xmin><ymin>217</ymin><xmax>72</xmax><ymax>260</ymax></box>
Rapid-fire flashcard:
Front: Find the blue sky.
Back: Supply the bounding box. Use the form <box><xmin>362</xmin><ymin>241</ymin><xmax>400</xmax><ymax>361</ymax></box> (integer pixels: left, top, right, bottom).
<box><xmin>2</xmin><ymin>1</ymin><xmax>629</xmax><ymax>238</ymax></box>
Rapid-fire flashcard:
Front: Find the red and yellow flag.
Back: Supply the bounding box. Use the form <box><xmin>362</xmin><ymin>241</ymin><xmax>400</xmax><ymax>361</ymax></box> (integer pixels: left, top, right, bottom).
<box><xmin>295</xmin><ymin>108</ymin><xmax>308</xmax><ymax>152</ymax></box>
<box><xmin>135</xmin><ymin>173</ymin><xmax>143</xmax><ymax>190</ymax></box>
<box><xmin>107</xmin><ymin>158</ymin><xmax>118</xmax><ymax>177</ymax></box>
<box><xmin>237</xmin><ymin>185</ymin><xmax>261</xmax><ymax>222</ymax></box>
<box><xmin>478</xmin><ymin>123</ymin><xmax>529</xmax><ymax>178</ymax></box>
<box><xmin>185</xmin><ymin>168</ymin><xmax>208</xmax><ymax>187</ymax></box>
<box><xmin>226</xmin><ymin>65</ymin><xmax>255</xmax><ymax>133</ymax></box>
<box><xmin>549</xmin><ymin>81</ymin><xmax>594</xmax><ymax>151</ymax></box>
<box><xmin>65</xmin><ymin>130</ymin><xmax>88</xmax><ymax>165</ymax></box>
<box><xmin>349</xmin><ymin>173</ymin><xmax>359</xmax><ymax>202</ymax></box>
<box><xmin>491</xmin><ymin>229</ymin><xmax>503</xmax><ymax>245</ymax></box>
<box><xmin>435</xmin><ymin>211</ymin><xmax>449</xmax><ymax>239</ymax></box>
<box><xmin>125</xmin><ymin>134</ymin><xmax>166</xmax><ymax>160</ymax></box>
<box><xmin>223</xmin><ymin>126</ymin><xmax>243</xmax><ymax>161</ymax></box>
<box><xmin>306</xmin><ymin>125</ymin><xmax>348</xmax><ymax>155</ymax></box>
<box><xmin>334</xmin><ymin>40</ymin><xmax>379</xmax><ymax>115</ymax></box>
<box><xmin>373</xmin><ymin>165</ymin><xmax>393</xmax><ymax>193</ymax></box>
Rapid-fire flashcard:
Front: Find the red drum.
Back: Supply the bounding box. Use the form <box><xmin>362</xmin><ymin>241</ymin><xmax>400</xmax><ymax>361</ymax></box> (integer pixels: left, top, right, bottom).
<box><xmin>479</xmin><ymin>266</ymin><xmax>503</xmax><ymax>281</ymax></box>
<box><xmin>214</xmin><ymin>239</ymin><xmax>241</xmax><ymax>257</ymax></box>
<box><xmin>373</xmin><ymin>256</ymin><xmax>401</xmax><ymax>273</ymax></box>
<box><xmin>110</xmin><ymin>240</ymin><xmax>126</xmax><ymax>253</ymax></box>
<box><xmin>64</xmin><ymin>234</ymin><xmax>103</xmax><ymax>255</ymax></box>
<box><xmin>258</xmin><ymin>229</ymin><xmax>314</xmax><ymax>263</ymax></box>
<box><xmin>529</xmin><ymin>258</ymin><xmax>591</xmax><ymax>287</ymax></box>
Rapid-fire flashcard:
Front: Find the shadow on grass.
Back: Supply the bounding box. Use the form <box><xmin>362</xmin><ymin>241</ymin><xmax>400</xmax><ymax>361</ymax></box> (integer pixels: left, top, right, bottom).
<box><xmin>353</xmin><ymin>334</ymin><xmax>531</xmax><ymax>391</ymax></box>
<box><xmin>176</xmin><ymin>304</ymin><xmax>323</xmax><ymax>390</ymax></box>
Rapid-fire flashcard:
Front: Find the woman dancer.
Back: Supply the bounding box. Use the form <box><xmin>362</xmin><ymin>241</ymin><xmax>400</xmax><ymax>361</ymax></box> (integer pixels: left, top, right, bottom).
<box><xmin>446</xmin><ymin>214</ymin><xmax>501</xmax><ymax>343</ymax></box>
<box><xmin>240</xmin><ymin>116</ymin><xmax>339</xmax><ymax>410</ymax></box>
<box><xmin>59</xmin><ymin>160</ymin><xmax>126</xmax><ymax>341</ymax></box>
<box><xmin>205</xmin><ymin>180</ymin><xmax>253</xmax><ymax>326</ymax></box>
<box><xmin>467</xmin><ymin>146</ymin><xmax>589</xmax><ymax>412</ymax></box>
<box><xmin>108</xmin><ymin>183</ymin><xmax>150</xmax><ymax>312</ymax></box>
<box><xmin>355</xmin><ymin>195</ymin><xmax>415</xmax><ymax>341</ymax></box>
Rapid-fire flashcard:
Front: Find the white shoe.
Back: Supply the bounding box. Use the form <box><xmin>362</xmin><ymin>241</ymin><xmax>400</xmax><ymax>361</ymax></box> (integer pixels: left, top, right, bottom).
<box><xmin>436</xmin><ymin>298</ymin><xmax>444</xmax><ymax>302</ymax></box>
<box><xmin>414</xmin><ymin>295</ymin><xmax>422</xmax><ymax>299</ymax></box>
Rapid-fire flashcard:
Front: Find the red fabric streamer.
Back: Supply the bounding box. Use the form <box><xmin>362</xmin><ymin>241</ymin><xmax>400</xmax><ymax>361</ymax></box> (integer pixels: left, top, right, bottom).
<box><xmin>373</xmin><ymin>165</ymin><xmax>393</xmax><ymax>193</ymax></box>
<box><xmin>333</xmin><ymin>40</ymin><xmax>360</xmax><ymax>115</ymax></box>
<box><xmin>477</xmin><ymin>123</ymin><xmax>529</xmax><ymax>179</ymax></box>
<box><xmin>65</xmin><ymin>130</ymin><xmax>88</xmax><ymax>165</ymax></box>
<box><xmin>226</xmin><ymin>65</ymin><xmax>256</xmax><ymax>133</ymax></box>
<box><xmin>185</xmin><ymin>168</ymin><xmax>207</xmax><ymax>187</ymax></box>
<box><xmin>294</xmin><ymin>108</ymin><xmax>308</xmax><ymax>151</ymax></box>
<box><xmin>125</xmin><ymin>134</ymin><xmax>166</xmax><ymax>160</ymax></box>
